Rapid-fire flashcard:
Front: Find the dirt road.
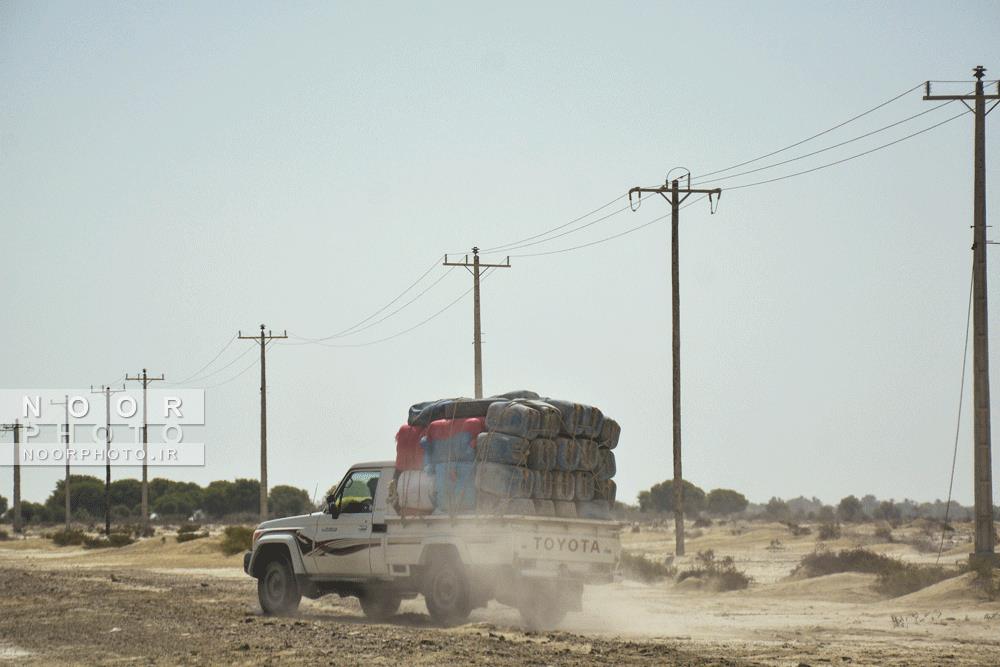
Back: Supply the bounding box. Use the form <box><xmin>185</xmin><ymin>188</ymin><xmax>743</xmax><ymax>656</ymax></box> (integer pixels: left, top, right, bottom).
<box><xmin>0</xmin><ymin>525</ymin><xmax>998</xmax><ymax>665</ymax></box>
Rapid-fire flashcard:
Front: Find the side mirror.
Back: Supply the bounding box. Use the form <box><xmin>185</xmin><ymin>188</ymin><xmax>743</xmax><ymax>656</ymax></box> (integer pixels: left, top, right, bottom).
<box><xmin>326</xmin><ymin>494</ymin><xmax>339</xmax><ymax>517</ymax></box>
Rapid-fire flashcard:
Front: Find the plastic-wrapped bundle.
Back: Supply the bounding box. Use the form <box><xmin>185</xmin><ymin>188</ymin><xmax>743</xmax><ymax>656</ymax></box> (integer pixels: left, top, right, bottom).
<box><xmin>485</xmin><ymin>400</ymin><xmax>561</xmax><ymax>440</ymax></box>
<box><xmin>574</xmin><ymin>471</ymin><xmax>595</xmax><ymax>502</ymax></box>
<box><xmin>475</xmin><ymin>462</ymin><xmax>534</xmax><ymax>498</ymax></box>
<box><xmin>577</xmin><ymin>500</ymin><xmax>612</xmax><ymax>520</ymax></box>
<box><xmin>595</xmin><ymin>448</ymin><xmax>617</xmax><ymax>481</ymax></box>
<box><xmin>594</xmin><ymin>479</ymin><xmax>617</xmax><ymax>504</ymax></box>
<box><xmin>531</xmin><ymin>470</ymin><xmax>553</xmax><ymax>499</ymax></box>
<box><xmin>395</xmin><ymin>470</ymin><xmax>435</xmax><ymax>515</ymax></box>
<box><xmin>395</xmin><ymin>424</ymin><xmax>426</xmax><ymax>471</ymax></box>
<box><xmin>551</xmin><ymin>471</ymin><xmax>575</xmax><ymax>501</ymax></box>
<box><xmin>433</xmin><ymin>462</ymin><xmax>476</xmax><ymax>514</ymax></box>
<box><xmin>527</xmin><ymin>439</ymin><xmax>556</xmax><ymax>471</ymax></box>
<box><xmin>423</xmin><ymin>417</ymin><xmax>484</xmax><ymax>465</ymax></box>
<box><xmin>545</xmin><ymin>399</ymin><xmax>604</xmax><ymax>438</ymax></box>
<box><xmin>598</xmin><ymin>417</ymin><xmax>620</xmax><ymax>450</ymax></box>
<box><xmin>532</xmin><ymin>499</ymin><xmax>555</xmax><ymax>516</ymax></box>
<box><xmin>577</xmin><ymin>439</ymin><xmax>600</xmax><ymax>471</ymax></box>
<box><xmin>409</xmin><ymin>398</ymin><xmax>498</xmax><ymax>427</ymax></box>
<box><xmin>478</xmin><ymin>493</ymin><xmax>535</xmax><ymax>516</ymax></box>
<box><xmin>490</xmin><ymin>389</ymin><xmax>541</xmax><ymax>401</ymax></box>
<box><xmin>475</xmin><ymin>432</ymin><xmax>529</xmax><ymax>466</ymax></box>
<box><xmin>555</xmin><ymin>438</ymin><xmax>581</xmax><ymax>472</ymax></box>
<box><xmin>553</xmin><ymin>500</ymin><xmax>577</xmax><ymax>519</ymax></box>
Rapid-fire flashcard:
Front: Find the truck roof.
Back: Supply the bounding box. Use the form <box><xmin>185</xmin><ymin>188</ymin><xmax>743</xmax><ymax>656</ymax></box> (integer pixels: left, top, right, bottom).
<box><xmin>350</xmin><ymin>460</ymin><xmax>394</xmax><ymax>470</ymax></box>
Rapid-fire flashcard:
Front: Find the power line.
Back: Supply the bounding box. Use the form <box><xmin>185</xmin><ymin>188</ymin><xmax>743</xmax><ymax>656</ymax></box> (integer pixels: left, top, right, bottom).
<box><xmin>691</xmin><ymin>100</ymin><xmax>958</xmax><ymax>186</ymax></box>
<box><xmin>476</xmin><ymin>193</ymin><xmax>627</xmax><ymax>254</ymax></box>
<box><xmin>197</xmin><ymin>346</ymin><xmax>266</xmax><ymax>389</ymax></box>
<box><xmin>696</xmin><ymin>82</ymin><xmax>925</xmax><ymax>180</ymax></box>
<box><xmin>170</xmin><ymin>336</ymin><xmax>237</xmax><ymax>385</ymax></box>
<box><xmin>177</xmin><ymin>344</ymin><xmax>255</xmax><ymax>385</ymax></box>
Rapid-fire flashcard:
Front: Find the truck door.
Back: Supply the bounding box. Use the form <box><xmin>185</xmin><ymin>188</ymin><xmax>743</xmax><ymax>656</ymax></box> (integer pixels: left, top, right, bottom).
<box><xmin>311</xmin><ymin>469</ymin><xmax>380</xmax><ymax>579</ymax></box>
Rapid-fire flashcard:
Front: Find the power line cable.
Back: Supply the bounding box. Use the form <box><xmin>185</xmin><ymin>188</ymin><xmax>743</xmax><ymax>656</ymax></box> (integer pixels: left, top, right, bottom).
<box><xmin>195</xmin><ymin>341</ymin><xmax>271</xmax><ymax>389</ymax></box>
<box><xmin>168</xmin><ymin>336</ymin><xmax>238</xmax><ymax>385</ymax></box>
<box><xmin>696</xmin><ymin>82</ymin><xmax>925</xmax><ymax>180</ymax></box>
<box><xmin>177</xmin><ymin>344</ymin><xmax>255</xmax><ymax>385</ymax></box>
<box><xmin>937</xmin><ymin>260</ymin><xmax>974</xmax><ymax>565</ymax></box>
<box><xmin>476</xmin><ymin>194</ymin><xmax>627</xmax><ymax>254</ymax></box>
<box><xmin>692</xmin><ymin>100</ymin><xmax>956</xmax><ymax>186</ymax></box>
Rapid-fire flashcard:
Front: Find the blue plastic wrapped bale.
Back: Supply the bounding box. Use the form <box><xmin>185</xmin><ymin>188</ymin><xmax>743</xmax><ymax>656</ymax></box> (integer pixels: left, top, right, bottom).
<box><xmin>433</xmin><ymin>462</ymin><xmax>476</xmax><ymax>514</ymax></box>
<box><xmin>545</xmin><ymin>399</ymin><xmax>605</xmax><ymax>438</ymax></box>
<box><xmin>478</xmin><ymin>492</ymin><xmax>535</xmax><ymax>516</ymax></box>
<box><xmin>595</xmin><ymin>449</ymin><xmax>616</xmax><ymax>481</ymax></box>
<box><xmin>576</xmin><ymin>500</ymin><xmax>612</xmax><ymax>520</ymax></box>
<box><xmin>533</xmin><ymin>499</ymin><xmax>555</xmax><ymax>516</ymax></box>
<box><xmin>555</xmin><ymin>438</ymin><xmax>581</xmax><ymax>472</ymax></box>
<box><xmin>409</xmin><ymin>397</ymin><xmax>499</xmax><ymax>427</ymax></box>
<box><xmin>553</xmin><ymin>500</ymin><xmax>577</xmax><ymax>519</ymax></box>
<box><xmin>577</xmin><ymin>439</ymin><xmax>600</xmax><ymax>471</ymax></box>
<box><xmin>551</xmin><ymin>471</ymin><xmax>575</xmax><ymax>501</ymax></box>
<box><xmin>574</xmin><ymin>471</ymin><xmax>595</xmax><ymax>502</ymax></box>
<box><xmin>594</xmin><ymin>479</ymin><xmax>617</xmax><ymax>504</ymax></box>
<box><xmin>475</xmin><ymin>462</ymin><xmax>534</xmax><ymax>498</ymax></box>
<box><xmin>598</xmin><ymin>417</ymin><xmax>620</xmax><ymax>450</ymax></box>
<box><xmin>490</xmin><ymin>389</ymin><xmax>541</xmax><ymax>400</ymax></box>
<box><xmin>527</xmin><ymin>438</ymin><xmax>556</xmax><ymax>471</ymax></box>
<box><xmin>475</xmin><ymin>432</ymin><xmax>529</xmax><ymax>466</ymax></box>
<box><xmin>531</xmin><ymin>470</ymin><xmax>553</xmax><ymax>499</ymax></box>
<box><xmin>485</xmin><ymin>400</ymin><xmax>561</xmax><ymax>440</ymax></box>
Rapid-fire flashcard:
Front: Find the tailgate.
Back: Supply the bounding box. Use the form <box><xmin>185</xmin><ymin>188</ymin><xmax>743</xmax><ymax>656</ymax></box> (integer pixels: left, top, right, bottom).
<box><xmin>513</xmin><ymin>521</ymin><xmax>619</xmax><ymax>564</ymax></box>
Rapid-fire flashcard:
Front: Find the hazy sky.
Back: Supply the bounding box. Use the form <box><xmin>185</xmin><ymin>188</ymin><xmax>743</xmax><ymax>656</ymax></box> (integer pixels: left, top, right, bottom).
<box><xmin>2</xmin><ymin>1</ymin><xmax>999</xmax><ymax>509</ymax></box>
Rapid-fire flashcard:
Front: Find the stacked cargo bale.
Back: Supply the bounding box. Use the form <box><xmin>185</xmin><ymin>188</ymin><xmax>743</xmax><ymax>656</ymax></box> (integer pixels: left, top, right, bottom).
<box><xmin>391</xmin><ymin>391</ymin><xmax>620</xmax><ymax>520</ymax></box>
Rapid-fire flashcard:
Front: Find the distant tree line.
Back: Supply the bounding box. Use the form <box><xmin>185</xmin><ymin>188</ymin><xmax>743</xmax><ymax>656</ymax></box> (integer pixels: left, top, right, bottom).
<box><xmin>0</xmin><ymin>476</ymin><xmax>314</xmax><ymax>525</ymax></box>
<box><xmin>636</xmin><ymin>480</ymin><xmax>993</xmax><ymax>522</ymax></box>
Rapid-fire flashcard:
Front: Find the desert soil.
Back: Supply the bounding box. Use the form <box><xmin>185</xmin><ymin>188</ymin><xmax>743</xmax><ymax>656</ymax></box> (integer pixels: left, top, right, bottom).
<box><xmin>0</xmin><ymin>521</ymin><xmax>998</xmax><ymax>666</ymax></box>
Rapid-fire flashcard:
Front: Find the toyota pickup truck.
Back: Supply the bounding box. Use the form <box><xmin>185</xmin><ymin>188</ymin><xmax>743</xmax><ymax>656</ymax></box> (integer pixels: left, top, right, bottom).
<box><xmin>244</xmin><ymin>460</ymin><xmax>621</xmax><ymax>629</ymax></box>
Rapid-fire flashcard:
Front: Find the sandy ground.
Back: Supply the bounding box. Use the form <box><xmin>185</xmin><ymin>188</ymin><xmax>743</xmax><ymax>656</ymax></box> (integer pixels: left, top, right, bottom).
<box><xmin>0</xmin><ymin>521</ymin><xmax>997</xmax><ymax>665</ymax></box>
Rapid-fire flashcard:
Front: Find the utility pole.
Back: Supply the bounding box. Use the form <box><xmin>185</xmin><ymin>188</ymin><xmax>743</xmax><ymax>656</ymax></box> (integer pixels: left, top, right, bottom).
<box><xmin>238</xmin><ymin>325</ymin><xmax>287</xmax><ymax>522</ymax></box>
<box><xmin>628</xmin><ymin>174</ymin><xmax>722</xmax><ymax>557</ymax></box>
<box><xmin>443</xmin><ymin>247</ymin><xmax>511</xmax><ymax>398</ymax></box>
<box><xmin>126</xmin><ymin>369</ymin><xmax>164</xmax><ymax>532</ymax></box>
<box><xmin>925</xmin><ymin>66</ymin><xmax>1000</xmax><ymax>567</ymax></box>
<box><xmin>1</xmin><ymin>421</ymin><xmax>22</xmax><ymax>533</ymax></box>
<box><xmin>91</xmin><ymin>384</ymin><xmax>125</xmax><ymax>535</ymax></box>
<box><xmin>49</xmin><ymin>395</ymin><xmax>72</xmax><ymax>530</ymax></box>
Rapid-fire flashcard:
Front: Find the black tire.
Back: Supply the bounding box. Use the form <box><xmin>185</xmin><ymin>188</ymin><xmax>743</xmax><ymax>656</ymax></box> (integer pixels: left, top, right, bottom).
<box><xmin>258</xmin><ymin>558</ymin><xmax>301</xmax><ymax>615</ymax></box>
<box><xmin>518</xmin><ymin>590</ymin><xmax>567</xmax><ymax>631</ymax></box>
<box><xmin>423</xmin><ymin>557</ymin><xmax>471</xmax><ymax>626</ymax></box>
<box><xmin>359</xmin><ymin>589</ymin><xmax>402</xmax><ymax>621</ymax></box>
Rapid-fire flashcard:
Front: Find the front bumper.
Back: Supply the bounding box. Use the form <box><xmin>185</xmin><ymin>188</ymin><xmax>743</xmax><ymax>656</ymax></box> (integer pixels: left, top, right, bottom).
<box><xmin>243</xmin><ymin>551</ymin><xmax>252</xmax><ymax>575</ymax></box>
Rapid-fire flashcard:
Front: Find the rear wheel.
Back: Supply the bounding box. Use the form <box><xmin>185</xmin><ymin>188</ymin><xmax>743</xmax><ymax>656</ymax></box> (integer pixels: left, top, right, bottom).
<box><xmin>359</xmin><ymin>589</ymin><xmax>402</xmax><ymax>620</ymax></box>
<box><xmin>258</xmin><ymin>558</ymin><xmax>301</xmax><ymax>615</ymax></box>
<box><xmin>423</xmin><ymin>557</ymin><xmax>471</xmax><ymax>626</ymax></box>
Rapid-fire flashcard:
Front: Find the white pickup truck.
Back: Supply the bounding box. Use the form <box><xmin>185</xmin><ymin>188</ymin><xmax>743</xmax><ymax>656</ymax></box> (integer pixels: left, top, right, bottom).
<box><xmin>244</xmin><ymin>460</ymin><xmax>621</xmax><ymax>628</ymax></box>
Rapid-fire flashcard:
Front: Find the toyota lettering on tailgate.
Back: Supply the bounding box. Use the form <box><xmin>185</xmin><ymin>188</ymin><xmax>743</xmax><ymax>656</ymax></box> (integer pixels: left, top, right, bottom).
<box><xmin>533</xmin><ymin>536</ymin><xmax>601</xmax><ymax>554</ymax></box>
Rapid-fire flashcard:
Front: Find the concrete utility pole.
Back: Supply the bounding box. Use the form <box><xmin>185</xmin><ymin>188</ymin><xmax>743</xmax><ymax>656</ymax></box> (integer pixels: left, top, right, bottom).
<box><xmin>1</xmin><ymin>421</ymin><xmax>23</xmax><ymax>533</ymax></box>
<box><xmin>925</xmin><ymin>66</ymin><xmax>1000</xmax><ymax>567</ymax></box>
<box><xmin>126</xmin><ymin>370</ymin><xmax>163</xmax><ymax>531</ymax></box>
<box><xmin>628</xmin><ymin>174</ymin><xmax>722</xmax><ymax>557</ymax></box>
<box><xmin>238</xmin><ymin>325</ymin><xmax>287</xmax><ymax>522</ymax></box>
<box><xmin>443</xmin><ymin>248</ymin><xmax>511</xmax><ymax>398</ymax></box>
<box><xmin>91</xmin><ymin>385</ymin><xmax>125</xmax><ymax>535</ymax></box>
<box><xmin>49</xmin><ymin>395</ymin><xmax>72</xmax><ymax>530</ymax></box>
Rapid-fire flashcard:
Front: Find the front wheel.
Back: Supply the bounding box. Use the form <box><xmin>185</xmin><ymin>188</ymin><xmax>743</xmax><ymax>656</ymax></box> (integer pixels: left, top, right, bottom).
<box><xmin>423</xmin><ymin>557</ymin><xmax>471</xmax><ymax>626</ymax></box>
<box><xmin>258</xmin><ymin>558</ymin><xmax>301</xmax><ymax>615</ymax></box>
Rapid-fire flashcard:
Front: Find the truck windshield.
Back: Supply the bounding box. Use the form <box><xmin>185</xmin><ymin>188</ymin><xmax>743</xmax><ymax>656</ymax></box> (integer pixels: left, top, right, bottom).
<box><xmin>336</xmin><ymin>470</ymin><xmax>380</xmax><ymax>514</ymax></box>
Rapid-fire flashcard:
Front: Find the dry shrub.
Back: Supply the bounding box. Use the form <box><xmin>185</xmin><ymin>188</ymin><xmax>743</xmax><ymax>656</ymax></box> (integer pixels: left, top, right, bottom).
<box><xmin>176</xmin><ymin>531</ymin><xmax>209</xmax><ymax>543</ymax></box>
<box><xmin>678</xmin><ymin>550</ymin><xmax>751</xmax><ymax>591</ymax></box>
<box><xmin>0</xmin><ymin>530</ymin><xmax>8</xmax><ymax>541</ymax></box>
<box><xmin>620</xmin><ymin>550</ymin><xmax>676</xmax><ymax>583</ymax></box>
<box><xmin>782</xmin><ymin>521</ymin><xmax>812</xmax><ymax>536</ymax></box>
<box><xmin>50</xmin><ymin>529</ymin><xmax>86</xmax><ymax>547</ymax></box>
<box><xmin>220</xmin><ymin>525</ymin><xmax>254</xmax><ymax>556</ymax></box>
<box><xmin>84</xmin><ymin>532</ymin><xmax>135</xmax><ymax>549</ymax></box>
<box><xmin>818</xmin><ymin>522</ymin><xmax>842</xmax><ymax>540</ymax></box>
<box><xmin>177</xmin><ymin>524</ymin><xmax>202</xmax><ymax>534</ymax></box>
<box><xmin>794</xmin><ymin>547</ymin><xmax>958</xmax><ymax>597</ymax></box>
<box><xmin>693</xmin><ymin>517</ymin><xmax>712</xmax><ymax>528</ymax></box>
<box><xmin>874</xmin><ymin>524</ymin><xmax>894</xmax><ymax>543</ymax></box>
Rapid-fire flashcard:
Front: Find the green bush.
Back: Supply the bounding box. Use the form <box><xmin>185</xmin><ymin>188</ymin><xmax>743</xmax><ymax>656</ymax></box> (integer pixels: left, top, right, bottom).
<box><xmin>176</xmin><ymin>531</ymin><xmax>208</xmax><ymax>543</ymax></box>
<box><xmin>50</xmin><ymin>529</ymin><xmax>86</xmax><ymax>546</ymax></box>
<box><xmin>794</xmin><ymin>547</ymin><xmax>959</xmax><ymax>597</ymax></box>
<box><xmin>83</xmin><ymin>532</ymin><xmax>135</xmax><ymax>549</ymax></box>
<box><xmin>177</xmin><ymin>524</ymin><xmax>202</xmax><ymax>534</ymax></box>
<box><xmin>0</xmin><ymin>530</ymin><xmax>9</xmax><ymax>541</ymax></box>
<box><xmin>818</xmin><ymin>522</ymin><xmax>842</xmax><ymax>540</ymax></box>
<box><xmin>677</xmin><ymin>549</ymin><xmax>752</xmax><ymax>591</ymax></box>
<box><xmin>220</xmin><ymin>525</ymin><xmax>254</xmax><ymax>556</ymax></box>
<box><xmin>620</xmin><ymin>551</ymin><xmax>676</xmax><ymax>582</ymax></box>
